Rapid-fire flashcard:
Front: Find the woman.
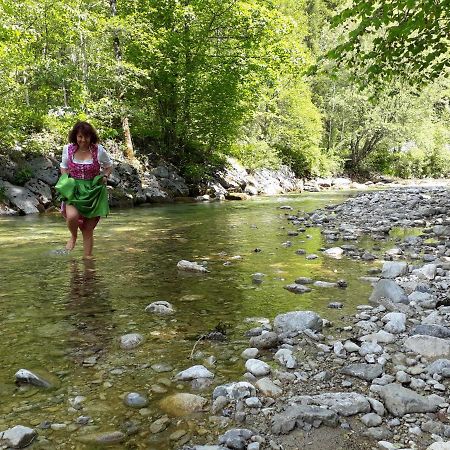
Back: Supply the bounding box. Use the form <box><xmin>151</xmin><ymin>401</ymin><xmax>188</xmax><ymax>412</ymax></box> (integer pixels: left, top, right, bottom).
<box><xmin>55</xmin><ymin>121</ymin><xmax>113</xmax><ymax>258</ymax></box>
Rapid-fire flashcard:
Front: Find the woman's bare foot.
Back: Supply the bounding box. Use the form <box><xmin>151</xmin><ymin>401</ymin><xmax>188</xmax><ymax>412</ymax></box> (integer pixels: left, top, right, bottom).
<box><xmin>66</xmin><ymin>236</ymin><xmax>77</xmax><ymax>251</ymax></box>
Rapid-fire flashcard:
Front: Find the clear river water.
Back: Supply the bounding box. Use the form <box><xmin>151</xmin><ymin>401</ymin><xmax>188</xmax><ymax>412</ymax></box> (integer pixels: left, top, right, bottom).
<box><xmin>0</xmin><ymin>191</ymin><xmax>403</xmax><ymax>449</ymax></box>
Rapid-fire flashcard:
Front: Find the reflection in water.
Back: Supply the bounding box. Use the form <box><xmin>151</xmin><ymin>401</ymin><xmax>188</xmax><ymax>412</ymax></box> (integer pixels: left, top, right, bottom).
<box><xmin>66</xmin><ymin>258</ymin><xmax>114</xmax><ymax>365</ymax></box>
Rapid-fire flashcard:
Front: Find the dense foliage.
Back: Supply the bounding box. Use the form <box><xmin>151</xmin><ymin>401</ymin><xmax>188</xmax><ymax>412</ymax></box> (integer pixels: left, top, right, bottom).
<box><xmin>0</xmin><ymin>0</ymin><xmax>449</xmax><ymax>180</ymax></box>
<box><xmin>328</xmin><ymin>0</ymin><xmax>450</xmax><ymax>85</ymax></box>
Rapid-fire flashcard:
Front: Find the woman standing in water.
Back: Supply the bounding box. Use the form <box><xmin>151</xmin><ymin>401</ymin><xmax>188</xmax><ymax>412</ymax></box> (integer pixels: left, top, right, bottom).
<box><xmin>55</xmin><ymin>121</ymin><xmax>113</xmax><ymax>258</ymax></box>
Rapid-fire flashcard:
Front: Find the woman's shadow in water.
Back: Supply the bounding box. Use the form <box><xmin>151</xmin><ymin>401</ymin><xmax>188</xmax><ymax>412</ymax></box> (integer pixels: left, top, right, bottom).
<box><xmin>66</xmin><ymin>258</ymin><xmax>116</xmax><ymax>366</ymax></box>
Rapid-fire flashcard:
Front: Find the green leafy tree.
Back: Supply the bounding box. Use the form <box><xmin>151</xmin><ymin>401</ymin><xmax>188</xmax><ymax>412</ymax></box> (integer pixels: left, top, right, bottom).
<box><xmin>327</xmin><ymin>0</ymin><xmax>450</xmax><ymax>85</ymax></box>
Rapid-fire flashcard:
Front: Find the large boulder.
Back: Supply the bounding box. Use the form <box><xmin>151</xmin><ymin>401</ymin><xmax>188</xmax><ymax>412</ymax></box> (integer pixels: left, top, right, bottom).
<box><xmin>27</xmin><ymin>155</ymin><xmax>59</xmax><ymax>185</ymax></box>
<box><xmin>376</xmin><ymin>383</ymin><xmax>443</xmax><ymax>416</ymax></box>
<box><xmin>0</xmin><ymin>180</ymin><xmax>41</xmax><ymax>214</ymax></box>
<box><xmin>369</xmin><ymin>279</ymin><xmax>409</xmax><ymax>304</ymax></box>
<box><xmin>159</xmin><ymin>393</ymin><xmax>208</xmax><ymax>416</ymax></box>
<box><xmin>295</xmin><ymin>392</ymin><xmax>371</xmax><ymax>416</ymax></box>
<box><xmin>24</xmin><ymin>178</ymin><xmax>53</xmax><ymax>205</ymax></box>
<box><xmin>0</xmin><ymin>425</ymin><xmax>37</xmax><ymax>448</ymax></box>
<box><xmin>381</xmin><ymin>261</ymin><xmax>408</xmax><ymax>279</ymax></box>
<box><xmin>404</xmin><ymin>335</ymin><xmax>450</xmax><ymax>359</ymax></box>
<box><xmin>273</xmin><ymin>311</ymin><xmax>323</xmax><ymax>335</ymax></box>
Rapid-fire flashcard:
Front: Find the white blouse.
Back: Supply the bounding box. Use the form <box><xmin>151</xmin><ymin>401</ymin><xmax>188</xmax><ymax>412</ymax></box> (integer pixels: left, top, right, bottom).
<box><xmin>60</xmin><ymin>144</ymin><xmax>113</xmax><ymax>169</ymax></box>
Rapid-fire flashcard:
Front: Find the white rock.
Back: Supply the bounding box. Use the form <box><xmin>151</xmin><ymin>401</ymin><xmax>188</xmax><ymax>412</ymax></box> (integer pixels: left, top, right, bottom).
<box><xmin>274</xmin><ymin>349</ymin><xmax>297</xmax><ymax>369</ymax></box>
<box><xmin>404</xmin><ymin>335</ymin><xmax>450</xmax><ymax>359</ymax></box>
<box><xmin>175</xmin><ymin>365</ymin><xmax>214</xmax><ymax>381</ymax></box>
<box><xmin>120</xmin><ymin>333</ymin><xmax>144</xmax><ymax>350</ymax></box>
<box><xmin>255</xmin><ymin>377</ymin><xmax>282</xmax><ymax>398</ymax></box>
<box><xmin>245</xmin><ymin>359</ymin><xmax>271</xmax><ymax>377</ymax></box>
<box><xmin>145</xmin><ymin>301</ymin><xmax>175</xmax><ymax>315</ymax></box>
<box><xmin>359</xmin><ymin>341</ymin><xmax>383</xmax><ymax>356</ymax></box>
<box><xmin>241</xmin><ymin>348</ymin><xmax>259</xmax><ymax>360</ymax></box>
<box><xmin>344</xmin><ymin>340</ymin><xmax>360</xmax><ymax>352</ymax></box>
<box><xmin>177</xmin><ymin>260</ymin><xmax>209</xmax><ymax>273</ymax></box>
<box><xmin>323</xmin><ymin>247</ymin><xmax>344</xmax><ymax>258</ymax></box>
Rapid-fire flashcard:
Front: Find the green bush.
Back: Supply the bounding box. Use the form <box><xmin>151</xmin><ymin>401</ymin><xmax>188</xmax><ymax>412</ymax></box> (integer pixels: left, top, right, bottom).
<box><xmin>14</xmin><ymin>167</ymin><xmax>34</xmax><ymax>186</ymax></box>
<box><xmin>229</xmin><ymin>141</ymin><xmax>282</xmax><ymax>171</ymax></box>
<box><xmin>0</xmin><ymin>186</ymin><xmax>6</xmax><ymax>203</ymax></box>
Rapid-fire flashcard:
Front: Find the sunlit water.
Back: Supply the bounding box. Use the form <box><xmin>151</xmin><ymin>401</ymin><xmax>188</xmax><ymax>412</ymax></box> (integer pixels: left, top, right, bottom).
<box><xmin>0</xmin><ymin>192</ymin><xmax>401</xmax><ymax>448</ymax></box>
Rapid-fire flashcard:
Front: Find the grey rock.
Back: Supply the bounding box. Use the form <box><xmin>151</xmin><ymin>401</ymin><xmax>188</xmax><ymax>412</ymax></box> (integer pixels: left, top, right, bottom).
<box><xmin>212</xmin><ymin>382</ymin><xmax>256</xmax><ymax>400</ymax></box>
<box><xmin>0</xmin><ymin>425</ymin><xmax>37</xmax><ymax>448</ymax></box>
<box><xmin>377</xmin><ymin>383</ymin><xmax>443</xmax><ymax>416</ymax></box>
<box><xmin>359</xmin><ymin>341</ymin><xmax>383</xmax><ymax>356</ymax></box>
<box><xmin>360</xmin><ymin>330</ymin><xmax>396</xmax><ymax>344</ymax></box>
<box><xmin>412</xmin><ymin>264</ymin><xmax>437</xmax><ymax>280</ymax></box>
<box><xmin>149</xmin><ymin>417</ymin><xmax>171</xmax><ymax>434</ymax></box>
<box><xmin>273</xmin><ymin>311</ymin><xmax>322</xmax><ymax>335</ymax></box>
<box><xmin>361</xmin><ymin>412</ymin><xmax>382</xmax><ymax>427</ymax></box>
<box><xmin>271</xmin><ymin>405</ymin><xmax>338</xmax><ymax>434</ymax></box>
<box><xmin>341</xmin><ymin>363</ymin><xmax>383</xmax><ymax>381</ymax></box>
<box><xmin>241</xmin><ymin>348</ymin><xmax>259</xmax><ymax>359</ymax></box>
<box><xmin>175</xmin><ymin>365</ymin><xmax>214</xmax><ymax>381</ymax></box>
<box><xmin>255</xmin><ymin>377</ymin><xmax>282</xmax><ymax>398</ymax></box>
<box><xmin>427</xmin><ymin>442</ymin><xmax>450</xmax><ymax>450</ymax></box>
<box><xmin>27</xmin><ymin>156</ymin><xmax>59</xmax><ymax>185</ymax></box>
<box><xmin>0</xmin><ymin>180</ymin><xmax>41</xmax><ymax>214</ymax></box>
<box><xmin>15</xmin><ymin>369</ymin><xmax>51</xmax><ymax>388</ymax></box>
<box><xmin>77</xmin><ymin>431</ymin><xmax>126</xmax><ymax>445</ymax></box>
<box><xmin>295</xmin><ymin>392</ymin><xmax>371</xmax><ymax>416</ymax></box>
<box><xmin>120</xmin><ymin>333</ymin><xmax>144</xmax><ymax>350</ymax></box>
<box><xmin>426</xmin><ymin>359</ymin><xmax>450</xmax><ymax>377</ymax></box>
<box><xmin>249</xmin><ymin>332</ymin><xmax>279</xmax><ymax>350</ymax></box>
<box><xmin>294</xmin><ymin>277</ymin><xmax>313</xmax><ymax>284</ymax></box>
<box><xmin>411</xmin><ymin>324</ymin><xmax>450</xmax><ymax>339</ymax></box>
<box><xmin>313</xmin><ymin>280</ymin><xmax>338</xmax><ymax>288</ymax></box>
<box><xmin>124</xmin><ymin>392</ymin><xmax>148</xmax><ymax>408</ymax></box>
<box><xmin>151</xmin><ymin>363</ymin><xmax>173</xmax><ymax>373</ymax></box>
<box><xmin>404</xmin><ymin>335</ymin><xmax>450</xmax><ymax>359</ymax></box>
<box><xmin>145</xmin><ymin>300</ymin><xmax>175</xmax><ymax>315</ymax></box>
<box><xmin>382</xmin><ymin>312</ymin><xmax>407</xmax><ymax>334</ymax></box>
<box><xmin>218</xmin><ymin>428</ymin><xmax>253</xmax><ymax>450</ymax></box>
<box><xmin>283</xmin><ymin>283</ymin><xmax>311</xmax><ymax>294</ymax></box>
<box><xmin>274</xmin><ymin>349</ymin><xmax>297</xmax><ymax>369</ymax></box>
<box><xmin>323</xmin><ymin>247</ymin><xmax>344</xmax><ymax>258</ymax></box>
<box><xmin>369</xmin><ymin>279</ymin><xmax>409</xmax><ymax>304</ymax></box>
<box><xmin>381</xmin><ymin>262</ymin><xmax>408</xmax><ymax>279</ymax></box>
<box><xmin>24</xmin><ymin>178</ymin><xmax>52</xmax><ymax>205</ymax></box>
<box><xmin>245</xmin><ymin>359</ymin><xmax>271</xmax><ymax>377</ymax></box>
<box><xmin>362</xmin><ymin>427</ymin><xmax>392</xmax><ymax>440</ymax></box>
<box><xmin>177</xmin><ymin>260</ymin><xmax>209</xmax><ymax>273</ymax></box>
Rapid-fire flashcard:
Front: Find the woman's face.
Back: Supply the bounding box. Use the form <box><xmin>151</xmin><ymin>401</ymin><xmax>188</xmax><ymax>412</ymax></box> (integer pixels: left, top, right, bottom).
<box><xmin>77</xmin><ymin>132</ymin><xmax>91</xmax><ymax>148</ymax></box>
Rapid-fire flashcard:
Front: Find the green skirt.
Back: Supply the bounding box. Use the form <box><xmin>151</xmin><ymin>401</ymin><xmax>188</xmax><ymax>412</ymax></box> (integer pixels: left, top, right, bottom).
<box><xmin>55</xmin><ymin>174</ymin><xmax>109</xmax><ymax>219</ymax></box>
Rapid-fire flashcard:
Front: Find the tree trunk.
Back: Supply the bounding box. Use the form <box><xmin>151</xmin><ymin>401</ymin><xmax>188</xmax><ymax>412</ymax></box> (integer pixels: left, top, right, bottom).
<box><xmin>109</xmin><ymin>0</ymin><xmax>134</xmax><ymax>159</ymax></box>
<box><xmin>122</xmin><ymin>117</ymin><xmax>134</xmax><ymax>159</ymax></box>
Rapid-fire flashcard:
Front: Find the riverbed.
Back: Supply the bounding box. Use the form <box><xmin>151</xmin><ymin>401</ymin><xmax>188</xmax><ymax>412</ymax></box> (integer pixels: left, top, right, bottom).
<box><xmin>0</xmin><ymin>191</ymin><xmax>400</xmax><ymax>449</ymax></box>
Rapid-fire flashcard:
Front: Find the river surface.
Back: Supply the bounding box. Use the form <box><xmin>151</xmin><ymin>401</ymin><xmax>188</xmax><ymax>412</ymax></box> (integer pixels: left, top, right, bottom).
<box><xmin>0</xmin><ymin>191</ymin><xmax>399</xmax><ymax>449</ymax></box>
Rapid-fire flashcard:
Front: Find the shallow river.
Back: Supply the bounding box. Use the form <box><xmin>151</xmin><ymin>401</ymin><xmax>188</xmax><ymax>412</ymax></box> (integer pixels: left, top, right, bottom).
<box><xmin>0</xmin><ymin>192</ymin><xmax>401</xmax><ymax>449</ymax></box>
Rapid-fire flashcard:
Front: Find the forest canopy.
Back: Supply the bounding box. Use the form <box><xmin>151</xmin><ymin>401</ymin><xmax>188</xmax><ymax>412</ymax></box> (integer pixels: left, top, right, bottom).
<box><xmin>0</xmin><ymin>0</ymin><xmax>449</xmax><ymax>181</ymax></box>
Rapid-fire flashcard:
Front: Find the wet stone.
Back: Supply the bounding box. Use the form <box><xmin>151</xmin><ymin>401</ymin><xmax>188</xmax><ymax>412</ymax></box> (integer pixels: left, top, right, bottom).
<box><xmin>124</xmin><ymin>392</ymin><xmax>149</xmax><ymax>408</ymax></box>
<box><xmin>151</xmin><ymin>363</ymin><xmax>174</xmax><ymax>373</ymax></box>
<box><xmin>150</xmin><ymin>417</ymin><xmax>171</xmax><ymax>434</ymax></box>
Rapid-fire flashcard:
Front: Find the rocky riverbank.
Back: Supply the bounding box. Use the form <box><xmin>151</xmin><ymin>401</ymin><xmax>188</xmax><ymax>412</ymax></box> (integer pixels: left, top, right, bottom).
<box><xmin>0</xmin><ymin>147</ymin><xmax>377</xmax><ymax>215</ymax></box>
<box><xmin>172</xmin><ymin>186</ymin><xmax>450</xmax><ymax>450</ymax></box>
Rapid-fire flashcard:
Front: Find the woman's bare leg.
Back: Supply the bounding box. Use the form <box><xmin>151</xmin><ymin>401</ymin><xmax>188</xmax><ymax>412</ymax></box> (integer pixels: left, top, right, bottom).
<box><xmin>65</xmin><ymin>205</ymin><xmax>80</xmax><ymax>251</ymax></box>
<box><xmin>81</xmin><ymin>218</ymin><xmax>98</xmax><ymax>258</ymax></box>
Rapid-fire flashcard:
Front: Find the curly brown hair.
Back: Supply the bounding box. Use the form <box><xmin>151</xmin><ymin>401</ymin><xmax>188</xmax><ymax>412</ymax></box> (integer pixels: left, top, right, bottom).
<box><xmin>68</xmin><ymin>121</ymin><xmax>99</xmax><ymax>144</ymax></box>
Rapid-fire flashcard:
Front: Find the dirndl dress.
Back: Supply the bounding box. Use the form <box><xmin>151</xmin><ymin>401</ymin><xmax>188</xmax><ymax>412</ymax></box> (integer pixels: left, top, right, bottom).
<box><xmin>55</xmin><ymin>144</ymin><xmax>109</xmax><ymax>230</ymax></box>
